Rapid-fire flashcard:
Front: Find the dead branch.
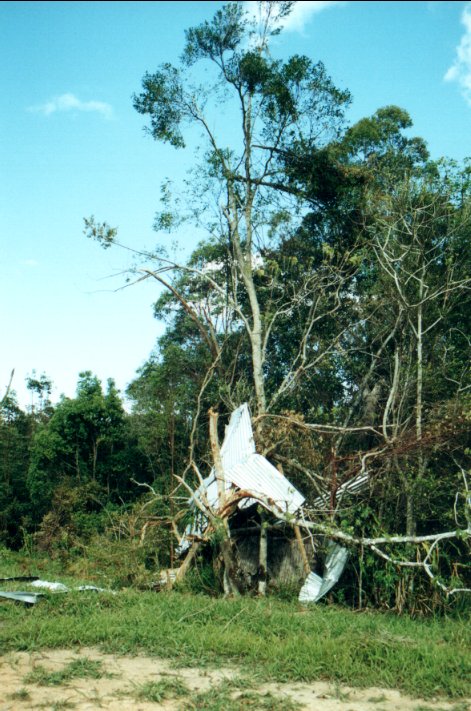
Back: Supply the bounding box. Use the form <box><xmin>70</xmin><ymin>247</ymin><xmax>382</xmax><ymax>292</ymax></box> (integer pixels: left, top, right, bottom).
<box><xmin>141</xmin><ymin>269</ymin><xmax>221</xmax><ymax>360</ymax></box>
<box><xmin>254</xmin><ymin>413</ymin><xmax>384</xmax><ymax>437</ymax></box>
<box><xmin>0</xmin><ymin>369</ymin><xmax>14</xmax><ymax>407</ymax></box>
<box><xmin>208</xmin><ymin>408</ymin><xmax>226</xmax><ymax>510</ymax></box>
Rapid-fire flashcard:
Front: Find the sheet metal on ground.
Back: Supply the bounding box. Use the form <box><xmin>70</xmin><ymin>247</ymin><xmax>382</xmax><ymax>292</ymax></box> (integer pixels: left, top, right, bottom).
<box><xmin>0</xmin><ymin>580</ymin><xmax>108</xmax><ymax>605</ymax></box>
<box><xmin>0</xmin><ymin>590</ymin><xmax>45</xmax><ymax>605</ymax></box>
<box><xmin>299</xmin><ymin>543</ymin><xmax>349</xmax><ymax>603</ymax></box>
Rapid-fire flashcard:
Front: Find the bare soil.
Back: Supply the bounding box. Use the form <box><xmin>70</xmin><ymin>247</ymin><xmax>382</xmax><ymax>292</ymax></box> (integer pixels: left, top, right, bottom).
<box><xmin>0</xmin><ymin>647</ymin><xmax>467</xmax><ymax>711</ymax></box>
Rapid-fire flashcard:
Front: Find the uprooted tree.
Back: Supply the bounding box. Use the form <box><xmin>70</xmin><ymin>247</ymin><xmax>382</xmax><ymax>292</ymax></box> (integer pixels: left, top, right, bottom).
<box><xmin>86</xmin><ymin>1</ymin><xmax>471</xmax><ymax>607</ymax></box>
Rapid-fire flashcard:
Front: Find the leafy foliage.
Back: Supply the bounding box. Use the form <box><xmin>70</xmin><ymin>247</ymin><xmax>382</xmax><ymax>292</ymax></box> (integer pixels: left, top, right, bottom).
<box><xmin>5</xmin><ymin>2</ymin><xmax>471</xmax><ymax>612</ymax></box>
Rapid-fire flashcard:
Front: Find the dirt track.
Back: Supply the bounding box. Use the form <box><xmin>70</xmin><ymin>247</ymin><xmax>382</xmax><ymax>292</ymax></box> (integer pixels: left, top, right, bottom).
<box><xmin>0</xmin><ymin>648</ymin><xmax>468</xmax><ymax>710</ymax></box>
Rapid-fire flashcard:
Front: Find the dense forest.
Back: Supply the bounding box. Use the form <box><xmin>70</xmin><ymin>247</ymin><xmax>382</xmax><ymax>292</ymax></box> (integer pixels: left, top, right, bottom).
<box><xmin>2</xmin><ymin>2</ymin><xmax>470</xmax><ymax>613</ymax></box>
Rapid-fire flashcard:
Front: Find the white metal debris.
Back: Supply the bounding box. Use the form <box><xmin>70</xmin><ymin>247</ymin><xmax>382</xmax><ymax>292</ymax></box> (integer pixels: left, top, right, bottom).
<box><xmin>157</xmin><ymin>568</ymin><xmax>178</xmax><ymax>589</ymax></box>
<box><xmin>220</xmin><ymin>401</ymin><xmax>256</xmax><ymax>471</ymax></box>
<box><xmin>0</xmin><ymin>580</ymin><xmax>111</xmax><ymax>605</ymax></box>
<box><xmin>30</xmin><ymin>579</ymin><xmax>68</xmax><ymax>591</ymax></box>
<box><xmin>312</xmin><ymin>472</ymin><xmax>370</xmax><ymax>510</ymax></box>
<box><xmin>178</xmin><ymin>404</ymin><xmax>349</xmax><ymax>604</ymax></box>
<box><xmin>298</xmin><ymin>542</ymin><xmax>349</xmax><ymax>603</ymax></box>
<box><xmin>29</xmin><ymin>579</ymin><xmax>108</xmax><ymax>593</ymax></box>
<box><xmin>178</xmin><ymin>403</ymin><xmax>305</xmax><ymax>553</ymax></box>
<box><xmin>229</xmin><ymin>453</ymin><xmax>305</xmax><ymax>515</ymax></box>
<box><xmin>0</xmin><ymin>591</ymin><xmax>45</xmax><ymax>605</ymax></box>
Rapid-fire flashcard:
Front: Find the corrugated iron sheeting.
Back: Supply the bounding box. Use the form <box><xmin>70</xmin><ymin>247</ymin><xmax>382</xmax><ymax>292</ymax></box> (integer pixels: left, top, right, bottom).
<box><xmin>298</xmin><ymin>543</ymin><xmax>349</xmax><ymax>603</ymax></box>
<box><xmin>0</xmin><ymin>591</ymin><xmax>45</xmax><ymax>605</ymax></box>
<box><xmin>219</xmin><ymin>403</ymin><xmax>255</xmax><ymax>472</ymax></box>
<box><xmin>177</xmin><ymin>403</ymin><xmax>305</xmax><ymax>553</ymax></box>
<box><xmin>338</xmin><ymin>473</ymin><xmax>369</xmax><ymax>496</ymax></box>
<box><xmin>312</xmin><ymin>472</ymin><xmax>370</xmax><ymax>510</ymax></box>
<box><xmin>187</xmin><ymin>403</ymin><xmax>255</xmax><ymax>513</ymax></box>
<box><xmin>194</xmin><ymin>473</ymin><xmax>228</xmax><ymax>511</ymax></box>
<box><xmin>189</xmin><ymin>404</ymin><xmax>304</xmax><ymax>516</ymax></box>
<box><xmin>229</xmin><ymin>453</ymin><xmax>305</xmax><ymax>515</ymax></box>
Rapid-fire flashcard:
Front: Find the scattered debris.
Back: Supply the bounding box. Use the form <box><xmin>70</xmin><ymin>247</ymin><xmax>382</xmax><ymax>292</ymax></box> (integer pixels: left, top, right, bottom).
<box><xmin>299</xmin><ymin>542</ymin><xmax>349</xmax><ymax>603</ymax></box>
<box><xmin>30</xmin><ymin>579</ymin><xmax>69</xmax><ymax>592</ymax></box>
<box><xmin>175</xmin><ymin>403</ymin><xmax>349</xmax><ymax>602</ymax></box>
<box><xmin>1</xmin><ymin>404</ymin><xmax>352</xmax><ymax>604</ymax></box>
<box><xmin>156</xmin><ymin>569</ymin><xmax>178</xmax><ymax>590</ymax></box>
<box><xmin>0</xmin><ymin>580</ymin><xmax>112</xmax><ymax>605</ymax></box>
<box><xmin>178</xmin><ymin>403</ymin><xmax>305</xmax><ymax>554</ymax></box>
<box><xmin>0</xmin><ymin>591</ymin><xmax>45</xmax><ymax>605</ymax></box>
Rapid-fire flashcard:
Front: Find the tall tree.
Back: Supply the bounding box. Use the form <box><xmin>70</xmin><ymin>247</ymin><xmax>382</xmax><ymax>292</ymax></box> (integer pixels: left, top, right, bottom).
<box><xmin>86</xmin><ymin>2</ymin><xmax>471</xmax><ymax>603</ymax></box>
<box><xmin>27</xmin><ymin>372</ymin><xmax>141</xmax><ymax>520</ymax></box>
<box><xmin>0</xmin><ymin>394</ymin><xmax>32</xmax><ymax>547</ymax></box>
<box><xmin>89</xmin><ymin>0</ymin><xmax>353</xmax><ymax>420</ymax></box>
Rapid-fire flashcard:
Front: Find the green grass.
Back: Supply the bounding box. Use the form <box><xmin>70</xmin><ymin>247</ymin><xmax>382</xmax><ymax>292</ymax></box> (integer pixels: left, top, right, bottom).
<box><xmin>7</xmin><ymin>687</ymin><xmax>31</xmax><ymax>701</ymax></box>
<box><xmin>132</xmin><ymin>676</ymin><xmax>190</xmax><ymax>702</ymax></box>
<box><xmin>1</xmin><ymin>590</ymin><xmax>469</xmax><ymax>700</ymax></box>
<box><xmin>184</xmin><ymin>681</ymin><xmax>302</xmax><ymax>711</ymax></box>
<box><xmin>1</xmin><ymin>548</ymin><xmax>469</xmax><ymax>701</ymax></box>
<box><xmin>23</xmin><ymin>657</ymin><xmax>106</xmax><ymax>686</ymax></box>
<box><xmin>0</xmin><ymin>547</ymin><xmax>101</xmax><ymax>590</ymax></box>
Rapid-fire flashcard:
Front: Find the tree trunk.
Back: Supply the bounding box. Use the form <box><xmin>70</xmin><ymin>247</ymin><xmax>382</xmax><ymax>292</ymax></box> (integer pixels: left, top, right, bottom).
<box><xmin>411</xmin><ymin>273</ymin><xmax>425</xmax><ymax>538</ymax></box>
<box><xmin>294</xmin><ymin>525</ymin><xmax>311</xmax><ymax>576</ymax></box>
<box><xmin>209</xmin><ymin>408</ymin><xmax>226</xmax><ymax>510</ymax></box>
<box><xmin>208</xmin><ymin>407</ymin><xmax>241</xmax><ymax>596</ymax></box>
<box><xmin>416</xmin><ymin>286</ymin><xmax>423</xmax><ymax>449</ymax></box>
<box><xmin>406</xmin><ymin>490</ymin><xmax>416</xmax><ymax>537</ymax></box>
<box><xmin>228</xmin><ymin>196</ymin><xmax>267</xmax><ymax>416</ymax></box>
<box><xmin>258</xmin><ymin>511</ymin><xmax>268</xmax><ymax>596</ymax></box>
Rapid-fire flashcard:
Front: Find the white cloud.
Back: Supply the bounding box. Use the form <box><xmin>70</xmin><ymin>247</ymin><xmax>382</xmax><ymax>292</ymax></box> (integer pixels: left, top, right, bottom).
<box><xmin>30</xmin><ymin>92</ymin><xmax>113</xmax><ymax>119</ymax></box>
<box><xmin>245</xmin><ymin>1</ymin><xmax>345</xmax><ymax>35</ymax></box>
<box><xmin>279</xmin><ymin>1</ymin><xmax>345</xmax><ymax>33</ymax></box>
<box><xmin>21</xmin><ymin>259</ymin><xmax>39</xmax><ymax>268</ymax></box>
<box><xmin>444</xmin><ymin>3</ymin><xmax>471</xmax><ymax>106</ymax></box>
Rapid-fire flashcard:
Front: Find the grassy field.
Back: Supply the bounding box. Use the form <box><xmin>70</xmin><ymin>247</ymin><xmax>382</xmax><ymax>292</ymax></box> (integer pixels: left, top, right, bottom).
<box><xmin>1</xmin><ymin>550</ymin><xmax>470</xmax><ymax>702</ymax></box>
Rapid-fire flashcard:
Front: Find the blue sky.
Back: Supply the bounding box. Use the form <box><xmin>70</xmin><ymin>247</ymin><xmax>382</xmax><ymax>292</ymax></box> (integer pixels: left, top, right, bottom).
<box><xmin>1</xmin><ymin>1</ymin><xmax>470</xmax><ymax>409</ymax></box>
